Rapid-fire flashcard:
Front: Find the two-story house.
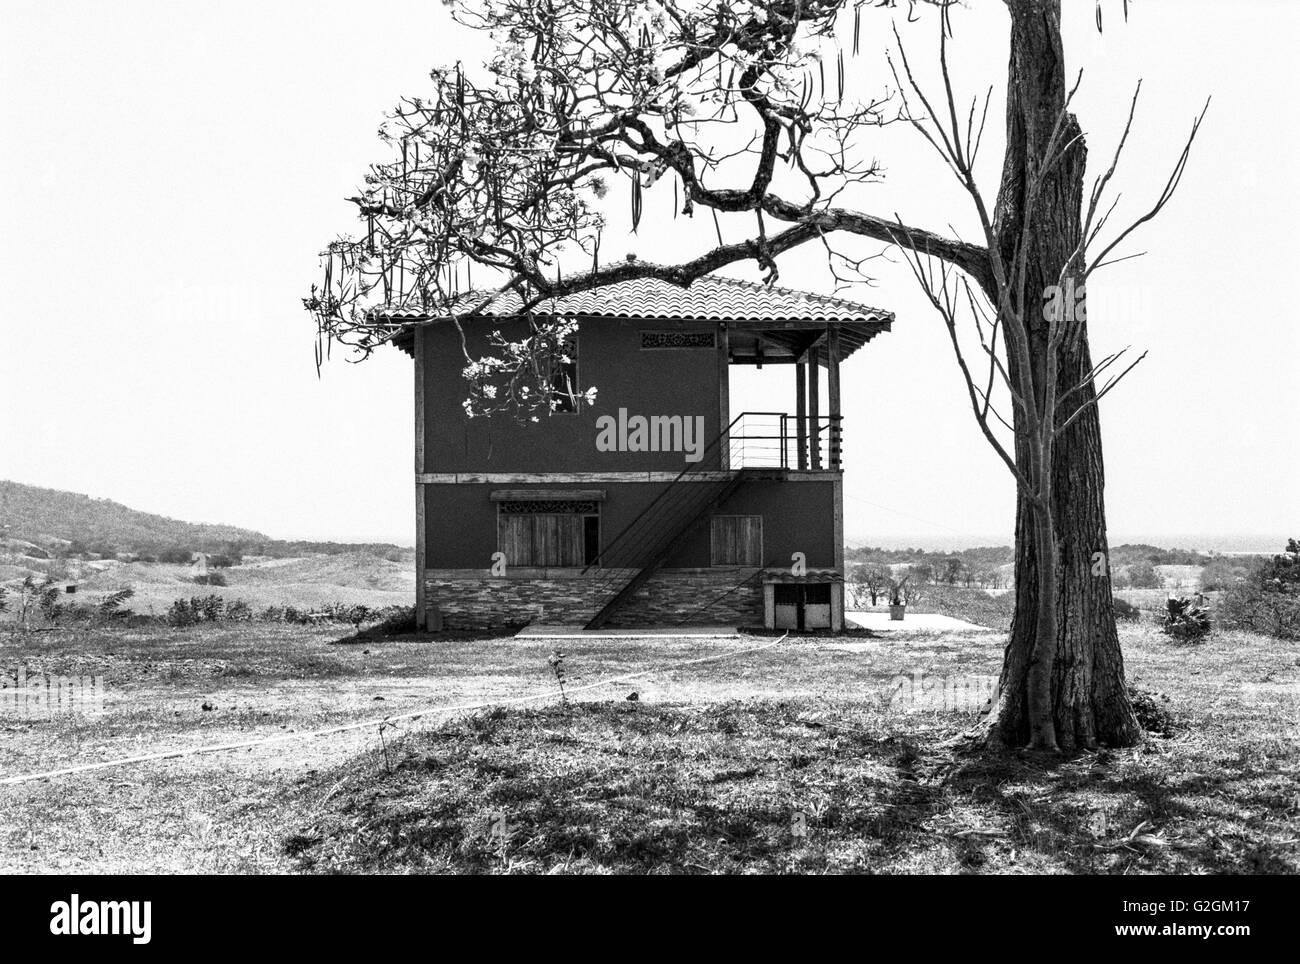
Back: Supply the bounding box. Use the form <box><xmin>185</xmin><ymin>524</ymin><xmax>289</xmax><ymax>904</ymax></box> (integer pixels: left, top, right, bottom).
<box><xmin>388</xmin><ymin>269</ymin><xmax>892</xmax><ymax>633</ymax></box>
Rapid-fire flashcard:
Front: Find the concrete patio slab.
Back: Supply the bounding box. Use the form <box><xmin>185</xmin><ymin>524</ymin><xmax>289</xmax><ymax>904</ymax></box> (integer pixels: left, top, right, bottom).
<box><xmin>515</xmin><ymin>624</ymin><xmax>741</xmax><ymax>640</ymax></box>
<box><xmin>845</xmin><ymin>611</ymin><xmax>995</xmax><ymax>634</ymax></box>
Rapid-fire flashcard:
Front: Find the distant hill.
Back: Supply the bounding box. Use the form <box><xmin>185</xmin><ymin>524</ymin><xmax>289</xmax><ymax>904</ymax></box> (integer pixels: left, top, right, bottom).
<box><xmin>0</xmin><ymin>480</ymin><xmax>407</xmax><ymax>560</ymax></box>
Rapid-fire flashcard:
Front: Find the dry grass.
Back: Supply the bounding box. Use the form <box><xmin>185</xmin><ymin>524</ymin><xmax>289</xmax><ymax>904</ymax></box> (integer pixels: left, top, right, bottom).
<box><xmin>1</xmin><ymin>620</ymin><xmax>1296</xmax><ymax>874</ymax></box>
<box><xmin>0</xmin><ymin>553</ymin><xmax>416</xmax><ymax>620</ymax></box>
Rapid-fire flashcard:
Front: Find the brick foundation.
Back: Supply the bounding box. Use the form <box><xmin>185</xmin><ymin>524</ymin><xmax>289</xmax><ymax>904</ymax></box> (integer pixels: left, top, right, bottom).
<box><xmin>425</xmin><ymin>567</ymin><xmax>763</xmax><ymax>631</ymax></box>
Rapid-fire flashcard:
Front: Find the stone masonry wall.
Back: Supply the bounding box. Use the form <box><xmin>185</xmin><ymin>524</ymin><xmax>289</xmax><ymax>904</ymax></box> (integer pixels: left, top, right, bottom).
<box><xmin>425</xmin><ymin>567</ymin><xmax>763</xmax><ymax>631</ymax></box>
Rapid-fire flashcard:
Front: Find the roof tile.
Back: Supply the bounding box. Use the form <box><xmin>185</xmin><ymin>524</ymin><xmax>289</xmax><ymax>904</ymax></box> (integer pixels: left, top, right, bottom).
<box><xmin>378</xmin><ymin>271</ymin><xmax>892</xmax><ymax>325</ymax></box>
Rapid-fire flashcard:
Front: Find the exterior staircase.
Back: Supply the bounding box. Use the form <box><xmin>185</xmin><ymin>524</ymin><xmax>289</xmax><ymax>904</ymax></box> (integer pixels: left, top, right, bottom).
<box><xmin>582</xmin><ymin>412</ymin><xmax>803</xmax><ymax>629</ymax></box>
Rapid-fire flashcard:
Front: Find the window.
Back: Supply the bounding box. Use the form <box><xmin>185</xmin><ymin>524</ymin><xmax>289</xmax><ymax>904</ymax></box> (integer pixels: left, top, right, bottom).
<box><xmin>497</xmin><ymin>500</ymin><xmax>599</xmax><ymax>567</ymax></box>
<box><xmin>710</xmin><ymin>515</ymin><xmax>763</xmax><ymax>566</ymax></box>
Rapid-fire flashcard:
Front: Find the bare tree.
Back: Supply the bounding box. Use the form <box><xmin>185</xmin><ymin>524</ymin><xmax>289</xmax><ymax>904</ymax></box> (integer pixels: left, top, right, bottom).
<box><xmin>850</xmin><ymin>563</ymin><xmax>891</xmax><ymax>606</ymax></box>
<box><xmin>305</xmin><ymin>0</ymin><xmax>1206</xmax><ymax>750</ymax></box>
<box><xmin>888</xmin><ymin>10</ymin><xmax>1204</xmax><ymax>749</ymax></box>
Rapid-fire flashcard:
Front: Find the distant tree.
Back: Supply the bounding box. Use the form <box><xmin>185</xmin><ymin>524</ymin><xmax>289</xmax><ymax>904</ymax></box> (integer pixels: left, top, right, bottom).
<box><xmin>1127</xmin><ymin>561</ymin><xmax>1161</xmax><ymax>590</ymax></box>
<box><xmin>939</xmin><ymin>558</ymin><xmax>964</xmax><ymax>586</ymax></box>
<box><xmin>849</xmin><ymin>564</ymin><xmax>891</xmax><ymax>606</ymax></box>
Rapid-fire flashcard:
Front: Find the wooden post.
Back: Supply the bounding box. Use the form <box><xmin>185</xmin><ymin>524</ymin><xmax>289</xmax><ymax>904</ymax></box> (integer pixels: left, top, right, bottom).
<box><xmin>795</xmin><ymin>360</ymin><xmax>808</xmax><ymax>471</ymax></box>
<box><xmin>414</xmin><ymin>326</ymin><xmax>427</xmax><ymax>631</ymax></box>
<box><xmin>827</xmin><ymin>325</ymin><xmax>841</xmax><ymax>471</ymax></box>
<box><xmin>717</xmin><ymin>322</ymin><xmax>730</xmax><ymax>470</ymax></box>
<box><xmin>808</xmin><ymin>345</ymin><xmax>821</xmax><ymax>470</ymax></box>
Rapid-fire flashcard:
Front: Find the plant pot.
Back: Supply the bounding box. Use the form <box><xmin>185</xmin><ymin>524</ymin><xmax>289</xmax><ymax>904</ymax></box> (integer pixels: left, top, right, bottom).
<box><xmin>889</xmin><ymin>604</ymin><xmax>906</xmax><ymax>621</ymax></box>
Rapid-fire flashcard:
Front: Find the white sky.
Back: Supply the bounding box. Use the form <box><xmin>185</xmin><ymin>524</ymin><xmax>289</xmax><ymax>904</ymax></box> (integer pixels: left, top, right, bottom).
<box><xmin>1</xmin><ymin>0</ymin><xmax>1296</xmax><ymax>549</ymax></box>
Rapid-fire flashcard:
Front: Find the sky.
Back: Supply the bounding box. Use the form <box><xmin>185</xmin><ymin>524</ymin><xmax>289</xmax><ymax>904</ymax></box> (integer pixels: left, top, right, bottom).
<box><xmin>1</xmin><ymin>0</ymin><xmax>1296</xmax><ymax>551</ymax></box>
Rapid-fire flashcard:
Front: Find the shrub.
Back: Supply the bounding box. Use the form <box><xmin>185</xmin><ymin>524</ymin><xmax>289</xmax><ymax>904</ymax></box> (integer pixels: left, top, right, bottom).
<box><xmin>1127</xmin><ymin>561</ymin><xmax>1161</xmax><ymax>589</ymax></box>
<box><xmin>912</xmin><ymin>584</ymin><xmax>1014</xmax><ymax>629</ymax></box>
<box><xmin>1218</xmin><ymin>575</ymin><xmax>1300</xmax><ymax>642</ymax></box>
<box><xmin>97</xmin><ymin>588</ymin><xmax>135</xmax><ymax>620</ymax></box>
<box><xmin>226</xmin><ymin>600</ymin><xmax>253</xmax><ymax>621</ymax></box>
<box><xmin>1162</xmin><ymin>596</ymin><xmax>1211</xmax><ymax>641</ymax></box>
<box><xmin>1212</xmin><ymin>541</ymin><xmax>1300</xmax><ymax>640</ymax></box>
<box><xmin>37</xmin><ymin>584</ymin><xmax>64</xmax><ymax>625</ymax></box>
<box><xmin>193</xmin><ymin>572</ymin><xmax>228</xmax><ymax>587</ymax></box>
<box><xmin>1199</xmin><ymin>557</ymin><xmax>1253</xmax><ymax>591</ymax></box>
<box><xmin>1262</xmin><ymin>538</ymin><xmax>1300</xmax><ymax>592</ymax></box>
<box><xmin>197</xmin><ymin>594</ymin><xmax>224</xmax><ymax>621</ymax></box>
<box><xmin>167</xmin><ymin>594</ymin><xmax>224</xmax><ymax>626</ymax></box>
<box><xmin>1127</xmin><ymin>684</ymin><xmax>1183</xmax><ymax>737</ymax></box>
<box><xmin>371</xmin><ymin>605</ymin><xmax>417</xmax><ymax>635</ymax></box>
<box><xmin>1112</xmin><ymin>596</ymin><xmax>1140</xmax><ymax>622</ymax></box>
<box><xmin>168</xmin><ymin>598</ymin><xmax>198</xmax><ymax>627</ymax></box>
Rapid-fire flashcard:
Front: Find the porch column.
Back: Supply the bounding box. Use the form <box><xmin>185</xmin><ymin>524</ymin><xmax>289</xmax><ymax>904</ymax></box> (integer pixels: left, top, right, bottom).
<box><xmin>717</xmin><ymin>322</ymin><xmax>730</xmax><ymax>470</ymax></box>
<box><xmin>827</xmin><ymin>325</ymin><xmax>841</xmax><ymax>471</ymax></box>
<box><xmin>808</xmin><ymin>345</ymin><xmax>822</xmax><ymax>470</ymax></box>
<box><xmin>414</xmin><ymin>326</ymin><xmax>429</xmax><ymax>631</ymax></box>
<box><xmin>795</xmin><ymin>360</ymin><xmax>808</xmax><ymax>471</ymax></box>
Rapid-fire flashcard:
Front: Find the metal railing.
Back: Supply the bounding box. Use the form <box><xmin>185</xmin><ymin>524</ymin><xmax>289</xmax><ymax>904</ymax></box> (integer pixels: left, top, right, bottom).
<box><xmin>725</xmin><ymin>412</ymin><xmax>843</xmax><ymax>470</ymax></box>
<box><xmin>580</xmin><ymin>410</ymin><xmax>844</xmax><ymax>625</ymax></box>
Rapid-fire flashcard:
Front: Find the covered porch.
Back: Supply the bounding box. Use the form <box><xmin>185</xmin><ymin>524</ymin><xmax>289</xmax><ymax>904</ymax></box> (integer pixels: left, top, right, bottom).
<box><xmin>718</xmin><ymin>316</ymin><xmax>889</xmax><ymax>472</ymax></box>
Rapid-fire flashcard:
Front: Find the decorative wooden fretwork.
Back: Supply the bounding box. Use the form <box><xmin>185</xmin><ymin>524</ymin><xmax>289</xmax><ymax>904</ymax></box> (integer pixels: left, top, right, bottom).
<box><xmin>640</xmin><ymin>330</ymin><xmax>716</xmax><ymax>349</ymax></box>
<box><xmin>497</xmin><ymin>500</ymin><xmax>600</xmax><ymax>514</ymax></box>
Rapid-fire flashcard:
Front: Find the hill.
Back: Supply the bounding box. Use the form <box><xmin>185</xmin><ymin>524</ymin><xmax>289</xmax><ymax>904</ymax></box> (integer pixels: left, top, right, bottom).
<box><xmin>0</xmin><ymin>480</ymin><xmax>408</xmax><ymax>561</ymax></box>
<box><xmin>0</xmin><ymin>480</ymin><xmax>268</xmax><ymax>558</ymax></box>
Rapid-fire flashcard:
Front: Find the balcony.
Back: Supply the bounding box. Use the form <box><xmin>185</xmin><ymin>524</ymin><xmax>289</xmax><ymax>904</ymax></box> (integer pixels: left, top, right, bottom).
<box><xmin>724</xmin><ymin>412</ymin><xmax>843</xmax><ymax>472</ymax></box>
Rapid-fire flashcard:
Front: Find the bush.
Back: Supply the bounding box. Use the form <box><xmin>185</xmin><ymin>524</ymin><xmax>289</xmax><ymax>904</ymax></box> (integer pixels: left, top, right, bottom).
<box><xmin>193</xmin><ymin>572</ymin><xmax>228</xmax><ymax>587</ymax></box>
<box><xmin>1213</xmin><ymin>541</ymin><xmax>1300</xmax><ymax>640</ymax></box>
<box><xmin>912</xmin><ymin>584</ymin><xmax>1014</xmax><ymax>629</ymax></box>
<box><xmin>167</xmin><ymin>594</ymin><xmax>224</xmax><ymax>626</ymax></box>
<box><xmin>168</xmin><ymin>598</ymin><xmax>198</xmax><ymax>627</ymax></box>
<box><xmin>1127</xmin><ymin>684</ymin><xmax>1182</xmax><ymax>737</ymax></box>
<box><xmin>1127</xmin><ymin>561</ymin><xmax>1161</xmax><ymax>589</ymax></box>
<box><xmin>1199</xmin><ymin>557</ymin><xmax>1253</xmax><ymax>591</ymax></box>
<box><xmin>1112</xmin><ymin>596</ymin><xmax>1140</xmax><ymax>621</ymax></box>
<box><xmin>1162</xmin><ymin>596</ymin><xmax>1211</xmax><ymax>641</ymax></box>
<box><xmin>1219</xmin><ymin>582</ymin><xmax>1300</xmax><ymax>641</ymax></box>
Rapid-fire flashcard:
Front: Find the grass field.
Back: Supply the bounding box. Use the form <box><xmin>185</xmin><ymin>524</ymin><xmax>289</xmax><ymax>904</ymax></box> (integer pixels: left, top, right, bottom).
<box><xmin>1</xmin><ymin>617</ymin><xmax>1296</xmax><ymax>874</ymax></box>
<box><xmin>0</xmin><ymin>553</ymin><xmax>416</xmax><ymax>620</ymax></box>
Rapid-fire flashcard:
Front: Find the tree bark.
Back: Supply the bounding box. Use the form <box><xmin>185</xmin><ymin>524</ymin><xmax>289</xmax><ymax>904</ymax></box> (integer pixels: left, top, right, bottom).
<box><xmin>987</xmin><ymin>0</ymin><xmax>1141</xmax><ymax>751</ymax></box>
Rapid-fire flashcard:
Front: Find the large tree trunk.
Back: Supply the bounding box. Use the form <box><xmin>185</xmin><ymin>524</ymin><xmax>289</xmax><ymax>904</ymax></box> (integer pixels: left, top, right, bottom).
<box><xmin>986</xmin><ymin>0</ymin><xmax>1141</xmax><ymax>751</ymax></box>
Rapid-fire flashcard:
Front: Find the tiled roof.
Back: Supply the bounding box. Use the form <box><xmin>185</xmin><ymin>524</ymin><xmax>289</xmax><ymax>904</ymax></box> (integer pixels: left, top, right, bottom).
<box><xmin>377</xmin><ymin>271</ymin><xmax>892</xmax><ymax>325</ymax></box>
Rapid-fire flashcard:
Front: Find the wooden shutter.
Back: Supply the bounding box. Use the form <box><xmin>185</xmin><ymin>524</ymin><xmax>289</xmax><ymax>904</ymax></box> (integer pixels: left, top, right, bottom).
<box><xmin>499</xmin><ymin>512</ymin><xmax>585</xmax><ymax>566</ymax></box>
<box><xmin>498</xmin><ymin>514</ymin><xmax>531</xmax><ymax>566</ymax></box>
<box><xmin>711</xmin><ymin>516</ymin><xmax>762</xmax><ymax>566</ymax></box>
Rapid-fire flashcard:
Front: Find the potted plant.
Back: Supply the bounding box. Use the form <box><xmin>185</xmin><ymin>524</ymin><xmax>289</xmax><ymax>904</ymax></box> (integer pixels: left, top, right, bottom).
<box><xmin>889</xmin><ymin>576</ymin><xmax>911</xmax><ymax>620</ymax></box>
